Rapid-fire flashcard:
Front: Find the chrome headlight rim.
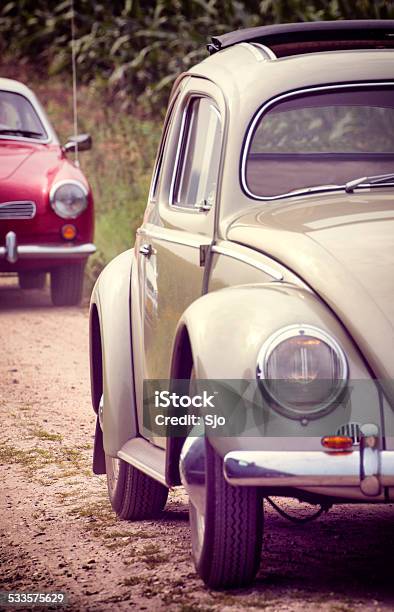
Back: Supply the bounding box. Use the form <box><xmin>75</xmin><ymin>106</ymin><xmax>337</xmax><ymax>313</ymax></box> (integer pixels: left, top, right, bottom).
<box><xmin>50</xmin><ymin>179</ymin><xmax>89</xmax><ymax>219</ymax></box>
<box><xmin>256</xmin><ymin>324</ymin><xmax>348</xmax><ymax>420</ymax></box>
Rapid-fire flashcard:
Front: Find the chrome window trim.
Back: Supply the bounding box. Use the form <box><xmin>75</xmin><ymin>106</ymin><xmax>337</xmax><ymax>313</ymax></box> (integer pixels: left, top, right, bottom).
<box><xmin>168</xmin><ymin>96</ymin><xmax>192</xmax><ymax>207</ymax></box>
<box><xmin>0</xmin><ymin>200</ymin><xmax>36</xmax><ymax>219</ymax></box>
<box><xmin>211</xmin><ymin>244</ymin><xmax>283</xmax><ymax>280</ymax></box>
<box><xmin>0</xmin><ymin>90</ymin><xmax>53</xmax><ymax>144</ymax></box>
<box><xmin>169</xmin><ymin>94</ymin><xmax>222</xmax><ymax>212</ymax></box>
<box><xmin>241</xmin><ymin>81</ymin><xmax>394</xmax><ymax>201</ymax></box>
<box><xmin>149</xmin><ymin>91</ymin><xmax>180</xmax><ymax>202</ymax></box>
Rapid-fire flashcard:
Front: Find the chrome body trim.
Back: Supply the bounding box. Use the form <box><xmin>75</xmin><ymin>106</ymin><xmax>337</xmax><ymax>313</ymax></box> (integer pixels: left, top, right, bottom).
<box><xmin>0</xmin><ymin>201</ymin><xmax>36</xmax><ymax>219</ymax></box>
<box><xmin>241</xmin><ymin>81</ymin><xmax>394</xmax><ymax>201</ymax></box>
<box><xmin>211</xmin><ymin>244</ymin><xmax>283</xmax><ymax>280</ymax></box>
<box><xmin>139</xmin><ymin>243</ymin><xmax>155</xmax><ymax>258</ymax></box>
<box><xmin>5</xmin><ymin>231</ymin><xmax>17</xmax><ymax>263</ymax></box>
<box><xmin>137</xmin><ymin>226</ymin><xmax>203</xmax><ymax>250</ymax></box>
<box><xmin>0</xmin><ymin>241</ymin><xmax>96</xmax><ymax>262</ymax></box>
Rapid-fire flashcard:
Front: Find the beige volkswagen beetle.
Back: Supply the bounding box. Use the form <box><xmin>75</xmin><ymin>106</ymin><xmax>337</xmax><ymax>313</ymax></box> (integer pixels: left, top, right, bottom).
<box><xmin>90</xmin><ymin>20</ymin><xmax>394</xmax><ymax>589</ymax></box>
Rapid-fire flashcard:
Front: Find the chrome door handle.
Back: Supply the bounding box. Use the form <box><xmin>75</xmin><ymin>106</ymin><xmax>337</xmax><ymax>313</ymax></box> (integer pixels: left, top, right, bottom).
<box><xmin>139</xmin><ymin>243</ymin><xmax>154</xmax><ymax>258</ymax></box>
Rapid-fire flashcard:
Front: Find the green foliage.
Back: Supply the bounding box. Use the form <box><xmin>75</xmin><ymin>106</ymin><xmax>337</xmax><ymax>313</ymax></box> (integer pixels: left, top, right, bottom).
<box><xmin>1</xmin><ymin>1</ymin><xmax>392</xmax><ymax>113</ymax></box>
<box><xmin>1</xmin><ymin>1</ymin><xmax>393</xmax><ymax>288</ymax></box>
<box><xmin>40</xmin><ymin>77</ymin><xmax>161</xmax><ymax>290</ymax></box>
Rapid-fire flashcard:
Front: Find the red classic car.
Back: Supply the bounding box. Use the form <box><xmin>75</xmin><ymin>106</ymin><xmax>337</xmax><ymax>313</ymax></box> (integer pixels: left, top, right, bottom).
<box><xmin>0</xmin><ymin>78</ymin><xmax>95</xmax><ymax>305</ymax></box>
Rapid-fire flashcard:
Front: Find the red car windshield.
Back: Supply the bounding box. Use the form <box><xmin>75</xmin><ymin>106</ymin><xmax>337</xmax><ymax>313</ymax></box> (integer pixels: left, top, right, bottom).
<box><xmin>0</xmin><ymin>90</ymin><xmax>47</xmax><ymax>140</ymax></box>
<box><xmin>244</xmin><ymin>86</ymin><xmax>394</xmax><ymax>198</ymax></box>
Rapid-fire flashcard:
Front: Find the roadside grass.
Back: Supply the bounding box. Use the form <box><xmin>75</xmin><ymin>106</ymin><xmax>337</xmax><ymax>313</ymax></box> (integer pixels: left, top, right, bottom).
<box><xmin>30</xmin><ymin>427</ymin><xmax>63</xmax><ymax>442</ymax></box>
<box><xmin>0</xmin><ymin>440</ymin><xmax>89</xmax><ymax>478</ymax></box>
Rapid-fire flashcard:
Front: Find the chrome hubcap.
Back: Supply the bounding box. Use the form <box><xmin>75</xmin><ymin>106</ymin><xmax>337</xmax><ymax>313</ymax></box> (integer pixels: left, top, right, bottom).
<box><xmin>107</xmin><ymin>456</ymin><xmax>120</xmax><ymax>497</ymax></box>
<box><xmin>98</xmin><ymin>394</ymin><xmax>104</xmax><ymax>430</ymax></box>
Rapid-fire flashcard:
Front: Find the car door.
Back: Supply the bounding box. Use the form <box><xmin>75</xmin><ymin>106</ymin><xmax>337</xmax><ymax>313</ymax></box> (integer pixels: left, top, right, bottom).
<box><xmin>132</xmin><ymin>78</ymin><xmax>225</xmax><ymax>447</ymax></box>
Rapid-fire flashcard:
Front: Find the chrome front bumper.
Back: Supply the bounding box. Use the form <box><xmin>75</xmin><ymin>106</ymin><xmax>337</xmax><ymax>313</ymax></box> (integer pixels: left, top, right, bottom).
<box><xmin>180</xmin><ymin>425</ymin><xmax>394</xmax><ymax>504</ymax></box>
<box><xmin>224</xmin><ymin>448</ymin><xmax>394</xmax><ymax>497</ymax></box>
<box><xmin>0</xmin><ymin>231</ymin><xmax>96</xmax><ymax>263</ymax></box>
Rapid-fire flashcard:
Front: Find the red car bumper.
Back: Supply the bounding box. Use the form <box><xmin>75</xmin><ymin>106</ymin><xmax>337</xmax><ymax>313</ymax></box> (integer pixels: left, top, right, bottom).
<box><xmin>0</xmin><ymin>230</ymin><xmax>96</xmax><ymax>272</ymax></box>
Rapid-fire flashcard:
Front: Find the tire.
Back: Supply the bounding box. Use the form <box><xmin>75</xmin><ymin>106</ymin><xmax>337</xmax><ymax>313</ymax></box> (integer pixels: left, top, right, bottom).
<box><xmin>189</xmin><ymin>439</ymin><xmax>263</xmax><ymax>589</ymax></box>
<box><xmin>50</xmin><ymin>262</ymin><xmax>85</xmax><ymax>306</ymax></box>
<box><xmin>105</xmin><ymin>454</ymin><xmax>168</xmax><ymax>520</ymax></box>
<box><xmin>18</xmin><ymin>271</ymin><xmax>46</xmax><ymax>290</ymax></box>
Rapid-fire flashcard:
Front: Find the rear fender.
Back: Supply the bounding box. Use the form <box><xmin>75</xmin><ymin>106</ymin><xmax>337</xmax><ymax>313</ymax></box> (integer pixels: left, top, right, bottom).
<box><xmin>89</xmin><ymin>249</ymin><xmax>137</xmax><ymax>457</ymax></box>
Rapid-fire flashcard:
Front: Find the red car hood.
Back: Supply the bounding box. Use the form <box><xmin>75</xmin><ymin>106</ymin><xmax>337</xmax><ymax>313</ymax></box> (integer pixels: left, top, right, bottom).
<box><xmin>0</xmin><ymin>142</ymin><xmax>36</xmax><ymax>180</ymax></box>
<box><xmin>0</xmin><ymin>141</ymin><xmax>61</xmax><ymax>186</ymax></box>
<box><xmin>228</xmin><ymin>191</ymin><xmax>394</xmax><ymax>383</ymax></box>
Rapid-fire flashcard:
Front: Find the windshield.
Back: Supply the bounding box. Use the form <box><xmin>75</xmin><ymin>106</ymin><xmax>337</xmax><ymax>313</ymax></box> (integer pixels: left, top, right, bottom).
<box><xmin>244</xmin><ymin>86</ymin><xmax>394</xmax><ymax>198</ymax></box>
<box><xmin>0</xmin><ymin>90</ymin><xmax>47</xmax><ymax>140</ymax></box>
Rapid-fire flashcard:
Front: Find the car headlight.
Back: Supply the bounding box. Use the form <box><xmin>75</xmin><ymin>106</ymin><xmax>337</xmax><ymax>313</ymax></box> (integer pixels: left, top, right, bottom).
<box><xmin>256</xmin><ymin>324</ymin><xmax>348</xmax><ymax>419</ymax></box>
<box><xmin>50</xmin><ymin>180</ymin><xmax>88</xmax><ymax>219</ymax></box>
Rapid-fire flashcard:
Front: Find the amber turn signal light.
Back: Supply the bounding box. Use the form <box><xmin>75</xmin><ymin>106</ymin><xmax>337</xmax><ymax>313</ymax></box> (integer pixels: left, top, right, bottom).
<box><xmin>61</xmin><ymin>224</ymin><xmax>77</xmax><ymax>240</ymax></box>
<box><xmin>321</xmin><ymin>435</ymin><xmax>353</xmax><ymax>450</ymax></box>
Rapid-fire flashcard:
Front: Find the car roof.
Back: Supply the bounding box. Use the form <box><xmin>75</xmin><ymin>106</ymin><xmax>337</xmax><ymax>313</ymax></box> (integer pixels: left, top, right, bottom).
<box><xmin>184</xmin><ymin>20</ymin><xmax>394</xmax><ymax>107</ymax></box>
<box><xmin>0</xmin><ymin>77</ymin><xmax>36</xmax><ymax>98</ymax></box>
<box><xmin>187</xmin><ymin>45</ymin><xmax>394</xmax><ymax>111</ymax></box>
<box><xmin>0</xmin><ymin>77</ymin><xmax>58</xmax><ymax>144</ymax></box>
<box><xmin>207</xmin><ymin>20</ymin><xmax>394</xmax><ymax>54</ymax></box>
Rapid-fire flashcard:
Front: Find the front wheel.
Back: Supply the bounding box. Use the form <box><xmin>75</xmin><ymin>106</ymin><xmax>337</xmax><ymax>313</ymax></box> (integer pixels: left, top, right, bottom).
<box><xmin>105</xmin><ymin>454</ymin><xmax>168</xmax><ymax>520</ymax></box>
<box><xmin>19</xmin><ymin>271</ymin><xmax>46</xmax><ymax>290</ymax></box>
<box><xmin>189</xmin><ymin>439</ymin><xmax>263</xmax><ymax>589</ymax></box>
<box><xmin>50</xmin><ymin>262</ymin><xmax>85</xmax><ymax>306</ymax></box>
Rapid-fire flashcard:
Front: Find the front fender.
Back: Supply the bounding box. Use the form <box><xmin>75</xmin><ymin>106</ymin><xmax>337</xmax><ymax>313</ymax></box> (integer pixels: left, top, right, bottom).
<box><xmin>172</xmin><ymin>283</ymin><xmax>380</xmax><ymax>461</ymax></box>
<box><xmin>175</xmin><ymin>282</ymin><xmax>368</xmax><ymax>379</ymax></box>
<box><xmin>90</xmin><ymin>249</ymin><xmax>137</xmax><ymax>457</ymax></box>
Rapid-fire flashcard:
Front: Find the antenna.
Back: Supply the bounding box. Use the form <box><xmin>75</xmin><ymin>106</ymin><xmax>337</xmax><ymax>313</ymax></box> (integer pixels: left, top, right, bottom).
<box><xmin>71</xmin><ymin>0</ymin><xmax>79</xmax><ymax>167</ymax></box>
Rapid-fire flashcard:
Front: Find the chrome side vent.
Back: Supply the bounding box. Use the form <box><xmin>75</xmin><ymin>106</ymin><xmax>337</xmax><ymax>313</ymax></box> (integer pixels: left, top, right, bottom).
<box><xmin>336</xmin><ymin>422</ymin><xmax>361</xmax><ymax>445</ymax></box>
<box><xmin>0</xmin><ymin>201</ymin><xmax>36</xmax><ymax>220</ymax></box>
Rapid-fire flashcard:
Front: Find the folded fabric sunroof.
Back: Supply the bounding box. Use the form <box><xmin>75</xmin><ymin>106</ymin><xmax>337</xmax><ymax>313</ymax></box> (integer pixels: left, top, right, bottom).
<box><xmin>207</xmin><ymin>20</ymin><xmax>394</xmax><ymax>56</ymax></box>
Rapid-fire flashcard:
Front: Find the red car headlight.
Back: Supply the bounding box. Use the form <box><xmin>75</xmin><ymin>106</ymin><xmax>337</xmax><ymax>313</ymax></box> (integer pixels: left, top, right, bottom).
<box><xmin>50</xmin><ymin>180</ymin><xmax>88</xmax><ymax>219</ymax></box>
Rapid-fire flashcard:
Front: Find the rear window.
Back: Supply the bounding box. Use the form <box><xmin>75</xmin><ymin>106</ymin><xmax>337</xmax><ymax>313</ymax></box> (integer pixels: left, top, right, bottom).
<box><xmin>244</xmin><ymin>86</ymin><xmax>394</xmax><ymax>198</ymax></box>
<box><xmin>0</xmin><ymin>90</ymin><xmax>47</xmax><ymax>139</ymax></box>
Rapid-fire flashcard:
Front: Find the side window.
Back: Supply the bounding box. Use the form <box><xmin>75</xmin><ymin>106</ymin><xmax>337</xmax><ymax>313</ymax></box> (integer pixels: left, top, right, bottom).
<box><xmin>173</xmin><ymin>97</ymin><xmax>222</xmax><ymax>209</ymax></box>
<box><xmin>150</xmin><ymin>94</ymin><xmax>179</xmax><ymax>201</ymax></box>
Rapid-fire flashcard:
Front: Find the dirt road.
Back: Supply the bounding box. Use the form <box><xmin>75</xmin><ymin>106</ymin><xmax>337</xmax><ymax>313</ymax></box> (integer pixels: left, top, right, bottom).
<box><xmin>1</xmin><ymin>278</ymin><xmax>394</xmax><ymax>612</ymax></box>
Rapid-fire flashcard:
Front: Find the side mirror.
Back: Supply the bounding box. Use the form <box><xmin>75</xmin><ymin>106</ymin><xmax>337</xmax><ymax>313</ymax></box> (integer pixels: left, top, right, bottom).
<box><xmin>64</xmin><ymin>133</ymin><xmax>92</xmax><ymax>153</ymax></box>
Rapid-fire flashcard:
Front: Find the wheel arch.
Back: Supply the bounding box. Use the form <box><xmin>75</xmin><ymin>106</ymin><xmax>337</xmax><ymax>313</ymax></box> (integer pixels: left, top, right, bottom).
<box><xmin>89</xmin><ymin>301</ymin><xmax>102</xmax><ymax>414</ymax></box>
<box><xmin>166</xmin><ymin>323</ymin><xmax>194</xmax><ymax>486</ymax></box>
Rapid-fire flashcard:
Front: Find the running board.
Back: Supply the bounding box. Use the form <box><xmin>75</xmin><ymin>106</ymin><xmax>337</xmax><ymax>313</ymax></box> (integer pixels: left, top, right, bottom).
<box><xmin>118</xmin><ymin>437</ymin><xmax>167</xmax><ymax>486</ymax></box>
